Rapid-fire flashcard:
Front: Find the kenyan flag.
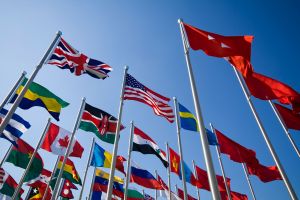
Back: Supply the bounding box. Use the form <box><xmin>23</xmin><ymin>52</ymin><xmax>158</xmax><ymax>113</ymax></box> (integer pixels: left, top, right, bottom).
<box><xmin>79</xmin><ymin>103</ymin><xmax>124</xmax><ymax>144</ymax></box>
<box><xmin>0</xmin><ymin>168</ymin><xmax>24</xmax><ymax>199</ymax></box>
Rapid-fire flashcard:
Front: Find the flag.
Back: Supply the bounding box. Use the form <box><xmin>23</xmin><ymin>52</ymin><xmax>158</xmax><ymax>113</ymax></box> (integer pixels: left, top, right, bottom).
<box><xmin>56</xmin><ymin>157</ymin><xmax>82</xmax><ymax>185</ymax></box>
<box><xmin>182</xmin><ymin>22</ymin><xmax>254</xmax><ymax>77</ymax></box>
<box><xmin>244</xmin><ymin>72</ymin><xmax>300</xmax><ymax>113</ymax></box>
<box><xmin>0</xmin><ymin>168</ymin><xmax>24</xmax><ymax>199</ymax></box>
<box><xmin>124</xmin><ymin>74</ymin><xmax>175</xmax><ymax>123</ymax></box>
<box><xmin>79</xmin><ymin>103</ymin><xmax>125</xmax><ymax>144</ymax></box>
<box><xmin>168</xmin><ymin>147</ymin><xmax>197</xmax><ymax>186</ymax></box>
<box><xmin>91</xmin><ymin>142</ymin><xmax>126</xmax><ymax>175</ymax></box>
<box><xmin>60</xmin><ymin>179</ymin><xmax>77</xmax><ymax>199</ymax></box>
<box><xmin>91</xmin><ymin>191</ymin><xmax>102</xmax><ymax>200</ymax></box>
<box><xmin>144</xmin><ymin>193</ymin><xmax>155</xmax><ymax>200</ymax></box>
<box><xmin>10</xmin><ymin>78</ymin><xmax>69</xmax><ymax>121</ymax></box>
<box><xmin>0</xmin><ymin>108</ymin><xmax>31</xmax><ymax>146</ymax></box>
<box><xmin>130</xmin><ymin>164</ymin><xmax>163</xmax><ymax>189</ymax></box>
<box><xmin>47</xmin><ymin>37</ymin><xmax>112</xmax><ymax>79</ymax></box>
<box><xmin>177</xmin><ymin>103</ymin><xmax>218</xmax><ymax>145</ymax></box>
<box><xmin>177</xmin><ymin>187</ymin><xmax>197</xmax><ymax>200</ymax></box>
<box><xmin>27</xmin><ymin>169</ymin><xmax>52</xmax><ymax>200</ymax></box>
<box><xmin>229</xmin><ymin>191</ymin><xmax>248</xmax><ymax>200</ymax></box>
<box><xmin>126</xmin><ymin>186</ymin><xmax>144</xmax><ymax>200</ymax></box>
<box><xmin>6</xmin><ymin>139</ymin><xmax>44</xmax><ymax>181</ymax></box>
<box><xmin>132</xmin><ymin>126</ymin><xmax>168</xmax><ymax>167</ymax></box>
<box><xmin>246</xmin><ymin>163</ymin><xmax>282</xmax><ymax>182</ymax></box>
<box><xmin>274</xmin><ymin>103</ymin><xmax>300</xmax><ymax>130</ymax></box>
<box><xmin>95</xmin><ymin>169</ymin><xmax>124</xmax><ymax>184</ymax></box>
<box><xmin>28</xmin><ymin>187</ymin><xmax>43</xmax><ymax>200</ymax></box>
<box><xmin>41</xmin><ymin>122</ymin><xmax>84</xmax><ymax>158</ymax></box>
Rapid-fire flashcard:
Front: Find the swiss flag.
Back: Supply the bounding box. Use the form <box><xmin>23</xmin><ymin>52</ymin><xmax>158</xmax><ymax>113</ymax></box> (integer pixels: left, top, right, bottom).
<box><xmin>41</xmin><ymin>122</ymin><xmax>84</xmax><ymax>158</ymax></box>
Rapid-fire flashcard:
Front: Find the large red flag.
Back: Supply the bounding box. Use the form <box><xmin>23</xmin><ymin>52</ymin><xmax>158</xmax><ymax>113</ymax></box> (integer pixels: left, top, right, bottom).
<box><xmin>247</xmin><ymin>163</ymin><xmax>282</xmax><ymax>183</ymax></box>
<box><xmin>274</xmin><ymin>103</ymin><xmax>300</xmax><ymax>130</ymax></box>
<box><xmin>168</xmin><ymin>147</ymin><xmax>181</xmax><ymax>177</ymax></box>
<box><xmin>177</xmin><ymin>187</ymin><xmax>197</xmax><ymax>200</ymax></box>
<box><xmin>183</xmin><ymin>22</ymin><xmax>254</xmax><ymax>77</ymax></box>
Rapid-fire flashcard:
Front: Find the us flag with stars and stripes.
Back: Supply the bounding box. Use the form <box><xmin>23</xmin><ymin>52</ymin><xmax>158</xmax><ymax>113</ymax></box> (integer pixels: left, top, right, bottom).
<box><xmin>124</xmin><ymin>74</ymin><xmax>174</xmax><ymax>123</ymax></box>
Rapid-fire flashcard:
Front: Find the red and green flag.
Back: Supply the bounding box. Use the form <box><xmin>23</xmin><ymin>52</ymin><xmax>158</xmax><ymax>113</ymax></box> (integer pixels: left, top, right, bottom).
<box><xmin>0</xmin><ymin>168</ymin><xmax>24</xmax><ymax>199</ymax></box>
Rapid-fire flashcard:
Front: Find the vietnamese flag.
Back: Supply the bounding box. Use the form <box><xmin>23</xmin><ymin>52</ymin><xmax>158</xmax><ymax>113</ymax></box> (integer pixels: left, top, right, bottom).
<box><xmin>183</xmin><ymin>22</ymin><xmax>254</xmax><ymax>77</ymax></box>
<box><xmin>246</xmin><ymin>163</ymin><xmax>282</xmax><ymax>182</ymax></box>
<box><xmin>274</xmin><ymin>103</ymin><xmax>300</xmax><ymax>130</ymax></box>
<box><xmin>169</xmin><ymin>147</ymin><xmax>181</xmax><ymax>177</ymax></box>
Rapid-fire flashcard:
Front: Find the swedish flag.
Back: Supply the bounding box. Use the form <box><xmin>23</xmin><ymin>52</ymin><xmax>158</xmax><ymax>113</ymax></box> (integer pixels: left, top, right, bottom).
<box><xmin>178</xmin><ymin>103</ymin><xmax>199</xmax><ymax>132</ymax></box>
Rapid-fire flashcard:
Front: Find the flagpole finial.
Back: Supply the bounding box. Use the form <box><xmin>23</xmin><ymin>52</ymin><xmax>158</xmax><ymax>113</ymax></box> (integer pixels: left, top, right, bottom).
<box><xmin>124</xmin><ymin>65</ymin><xmax>129</xmax><ymax>70</ymax></box>
<box><xmin>178</xmin><ymin>18</ymin><xmax>183</xmax><ymax>24</ymax></box>
<box><xmin>82</xmin><ymin>97</ymin><xmax>86</xmax><ymax>101</ymax></box>
<box><xmin>130</xmin><ymin>120</ymin><xmax>134</xmax><ymax>125</ymax></box>
<box><xmin>47</xmin><ymin>118</ymin><xmax>51</xmax><ymax>123</ymax></box>
<box><xmin>22</xmin><ymin>71</ymin><xmax>27</xmax><ymax>75</ymax></box>
<box><xmin>56</xmin><ymin>31</ymin><xmax>62</xmax><ymax>36</ymax></box>
<box><xmin>173</xmin><ymin>96</ymin><xmax>177</xmax><ymax>101</ymax></box>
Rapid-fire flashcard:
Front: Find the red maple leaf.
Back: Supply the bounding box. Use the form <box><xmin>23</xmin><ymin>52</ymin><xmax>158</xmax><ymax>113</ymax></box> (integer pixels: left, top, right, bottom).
<box><xmin>58</xmin><ymin>135</ymin><xmax>69</xmax><ymax>148</ymax></box>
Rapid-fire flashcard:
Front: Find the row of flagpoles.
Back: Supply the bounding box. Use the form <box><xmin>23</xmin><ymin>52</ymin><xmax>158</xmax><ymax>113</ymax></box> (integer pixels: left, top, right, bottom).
<box><xmin>0</xmin><ymin>17</ymin><xmax>298</xmax><ymax>200</ymax></box>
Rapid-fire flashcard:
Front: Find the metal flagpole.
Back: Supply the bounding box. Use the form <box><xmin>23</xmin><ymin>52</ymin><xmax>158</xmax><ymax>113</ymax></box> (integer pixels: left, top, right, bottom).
<box><xmin>25</xmin><ymin>187</ymin><xmax>32</xmax><ymax>200</ymax></box>
<box><xmin>0</xmin><ymin>144</ymin><xmax>12</xmax><ymax>168</ymax></box>
<box><xmin>192</xmin><ymin>160</ymin><xmax>200</xmax><ymax>200</ymax></box>
<box><xmin>268</xmin><ymin>100</ymin><xmax>300</xmax><ymax>157</ymax></box>
<box><xmin>0</xmin><ymin>31</ymin><xmax>61</xmax><ymax>135</ymax></box>
<box><xmin>241</xmin><ymin>163</ymin><xmax>256</xmax><ymax>200</ymax></box>
<box><xmin>0</xmin><ymin>71</ymin><xmax>27</xmax><ymax>111</ymax></box>
<box><xmin>166</xmin><ymin>142</ymin><xmax>172</xmax><ymax>200</ymax></box>
<box><xmin>51</xmin><ymin>98</ymin><xmax>86</xmax><ymax>200</ymax></box>
<box><xmin>124</xmin><ymin>121</ymin><xmax>134</xmax><ymax>200</ymax></box>
<box><xmin>232</xmin><ymin>66</ymin><xmax>298</xmax><ymax>200</ymax></box>
<box><xmin>173</xmin><ymin>97</ymin><xmax>188</xmax><ymax>200</ymax></box>
<box><xmin>175</xmin><ymin>184</ymin><xmax>178</xmax><ymax>196</ymax></box>
<box><xmin>12</xmin><ymin>118</ymin><xmax>51</xmax><ymax>199</ymax></box>
<box><xmin>57</xmin><ymin>178</ymin><xmax>64</xmax><ymax>200</ymax></box>
<box><xmin>88</xmin><ymin>167</ymin><xmax>97</xmax><ymax>200</ymax></box>
<box><xmin>106</xmin><ymin>66</ymin><xmax>129</xmax><ymax>200</ymax></box>
<box><xmin>79</xmin><ymin>138</ymin><xmax>96</xmax><ymax>200</ymax></box>
<box><xmin>209</xmin><ymin>123</ymin><xmax>232</xmax><ymax>200</ymax></box>
<box><xmin>155</xmin><ymin>170</ymin><xmax>158</xmax><ymax>200</ymax></box>
<box><xmin>41</xmin><ymin>156</ymin><xmax>60</xmax><ymax>200</ymax></box>
<box><xmin>178</xmin><ymin>18</ymin><xmax>221</xmax><ymax>200</ymax></box>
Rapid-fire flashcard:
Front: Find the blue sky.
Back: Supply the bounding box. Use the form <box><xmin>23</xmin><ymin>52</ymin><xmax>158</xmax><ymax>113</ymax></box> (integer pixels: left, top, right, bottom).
<box><xmin>0</xmin><ymin>1</ymin><xmax>299</xmax><ymax>199</ymax></box>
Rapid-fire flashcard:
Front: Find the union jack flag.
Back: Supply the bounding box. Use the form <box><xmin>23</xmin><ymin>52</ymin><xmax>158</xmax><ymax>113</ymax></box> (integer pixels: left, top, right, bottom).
<box><xmin>47</xmin><ymin>37</ymin><xmax>112</xmax><ymax>79</ymax></box>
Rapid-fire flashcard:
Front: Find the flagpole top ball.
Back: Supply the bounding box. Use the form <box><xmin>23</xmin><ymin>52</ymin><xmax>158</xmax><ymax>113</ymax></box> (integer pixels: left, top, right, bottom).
<box><xmin>178</xmin><ymin>18</ymin><xmax>183</xmax><ymax>24</ymax></box>
<box><xmin>56</xmin><ymin>31</ymin><xmax>62</xmax><ymax>36</ymax></box>
<box><xmin>22</xmin><ymin>71</ymin><xmax>27</xmax><ymax>75</ymax></box>
<box><xmin>124</xmin><ymin>65</ymin><xmax>129</xmax><ymax>70</ymax></box>
<box><xmin>173</xmin><ymin>97</ymin><xmax>177</xmax><ymax>101</ymax></box>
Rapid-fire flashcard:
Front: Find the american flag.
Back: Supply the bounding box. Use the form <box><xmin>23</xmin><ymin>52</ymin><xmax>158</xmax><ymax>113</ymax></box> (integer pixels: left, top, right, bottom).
<box><xmin>124</xmin><ymin>74</ymin><xmax>174</xmax><ymax>123</ymax></box>
<box><xmin>47</xmin><ymin>37</ymin><xmax>112</xmax><ymax>79</ymax></box>
<box><xmin>144</xmin><ymin>193</ymin><xmax>155</xmax><ymax>200</ymax></box>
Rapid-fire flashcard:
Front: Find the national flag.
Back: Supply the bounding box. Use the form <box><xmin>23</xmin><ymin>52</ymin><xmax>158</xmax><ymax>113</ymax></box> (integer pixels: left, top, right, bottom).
<box><xmin>244</xmin><ymin>72</ymin><xmax>300</xmax><ymax>113</ymax></box>
<box><xmin>177</xmin><ymin>103</ymin><xmax>218</xmax><ymax>145</ymax></box>
<box><xmin>56</xmin><ymin>157</ymin><xmax>82</xmax><ymax>185</ymax></box>
<box><xmin>79</xmin><ymin>103</ymin><xmax>125</xmax><ymax>144</ymax></box>
<box><xmin>47</xmin><ymin>37</ymin><xmax>112</xmax><ymax>79</ymax></box>
<box><xmin>182</xmin><ymin>22</ymin><xmax>254</xmax><ymax>77</ymax></box>
<box><xmin>246</xmin><ymin>163</ymin><xmax>282</xmax><ymax>183</ymax></box>
<box><xmin>91</xmin><ymin>191</ymin><xmax>102</xmax><ymax>200</ymax></box>
<box><xmin>27</xmin><ymin>169</ymin><xmax>52</xmax><ymax>200</ymax></box>
<box><xmin>157</xmin><ymin>175</ymin><xmax>180</xmax><ymax>200</ymax></box>
<box><xmin>143</xmin><ymin>193</ymin><xmax>155</xmax><ymax>200</ymax></box>
<box><xmin>274</xmin><ymin>103</ymin><xmax>300</xmax><ymax>130</ymax></box>
<box><xmin>0</xmin><ymin>108</ymin><xmax>31</xmax><ymax>146</ymax></box>
<box><xmin>94</xmin><ymin>169</ymin><xmax>124</xmax><ymax>184</ymax></box>
<box><xmin>130</xmin><ymin>163</ymin><xmax>163</xmax><ymax>189</ymax></box>
<box><xmin>60</xmin><ymin>179</ymin><xmax>77</xmax><ymax>199</ymax></box>
<box><xmin>177</xmin><ymin>187</ymin><xmax>197</xmax><ymax>200</ymax></box>
<box><xmin>6</xmin><ymin>139</ymin><xmax>44</xmax><ymax>181</ymax></box>
<box><xmin>132</xmin><ymin>126</ymin><xmax>168</xmax><ymax>167</ymax></box>
<box><xmin>228</xmin><ymin>191</ymin><xmax>248</xmax><ymax>200</ymax></box>
<box><xmin>28</xmin><ymin>187</ymin><xmax>43</xmax><ymax>200</ymax></box>
<box><xmin>41</xmin><ymin>122</ymin><xmax>84</xmax><ymax>158</ymax></box>
<box><xmin>124</xmin><ymin>74</ymin><xmax>175</xmax><ymax>123</ymax></box>
<box><xmin>10</xmin><ymin>77</ymin><xmax>69</xmax><ymax>121</ymax></box>
<box><xmin>91</xmin><ymin>142</ymin><xmax>126</xmax><ymax>175</ymax></box>
<box><xmin>126</xmin><ymin>186</ymin><xmax>144</xmax><ymax>200</ymax></box>
<box><xmin>0</xmin><ymin>168</ymin><xmax>24</xmax><ymax>199</ymax></box>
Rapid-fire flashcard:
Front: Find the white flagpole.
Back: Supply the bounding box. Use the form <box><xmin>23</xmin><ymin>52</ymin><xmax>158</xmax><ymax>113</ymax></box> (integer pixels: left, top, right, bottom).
<box><xmin>0</xmin><ymin>71</ymin><xmax>26</xmax><ymax>111</ymax></box>
<box><xmin>178</xmin><ymin>18</ymin><xmax>221</xmax><ymax>200</ymax></box>
<box><xmin>106</xmin><ymin>66</ymin><xmax>129</xmax><ymax>200</ymax></box>
<box><xmin>51</xmin><ymin>98</ymin><xmax>86</xmax><ymax>200</ymax></box>
<box><xmin>155</xmin><ymin>170</ymin><xmax>158</xmax><ymax>200</ymax></box>
<box><xmin>0</xmin><ymin>145</ymin><xmax>12</xmax><ymax>168</ymax></box>
<box><xmin>166</xmin><ymin>142</ymin><xmax>172</xmax><ymax>200</ymax></box>
<box><xmin>79</xmin><ymin>138</ymin><xmax>96</xmax><ymax>200</ymax></box>
<box><xmin>124</xmin><ymin>121</ymin><xmax>134</xmax><ymax>200</ymax></box>
<box><xmin>12</xmin><ymin>118</ymin><xmax>51</xmax><ymax>199</ymax></box>
<box><xmin>192</xmin><ymin>160</ymin><xmax>200</xmax><ymax>200</ymax></box>
<box><xmin>241</xmin><ymin>163</ymin><xmax>256</xmax><ymax>200</ymax></box>
<box><xmin>0</xmin><ymin>31</ymin><xmax>61</xmax><ymax>135</ymax></box>
<box><xmin>24</xmin><ymin>187</ymin><xmax>32</xmax><ymax>200</ymax></box>
<box><xmin>173</xmin><ymin>97</ymin><xmax>188</xmax><ymax>200</ymax></box>
<box><xmin>88</xmin><ymin>167</ymin><xmax>97</xmax><ymax>200</ymax></box>
<box><xmin>209</xmin><ymin>123</ymin><xmax>232</xmax><ymax>200</ymax></box>
<box><xmin>232</xmin><ymin>66</ymin><xmax>297</xmax><ymax>200</ymax></box>
<box><xmin>268</xmin><ymin>100</ymin><xmax>300</xmax><ymax>157</ymax></box>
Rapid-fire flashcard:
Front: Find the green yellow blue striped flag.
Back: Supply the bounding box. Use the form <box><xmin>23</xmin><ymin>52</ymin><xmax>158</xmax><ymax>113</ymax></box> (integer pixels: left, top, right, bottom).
<box><xmin>10</xmin><ymin>78</ymin><xmax>69</xmax><ymax>121</ymax></box>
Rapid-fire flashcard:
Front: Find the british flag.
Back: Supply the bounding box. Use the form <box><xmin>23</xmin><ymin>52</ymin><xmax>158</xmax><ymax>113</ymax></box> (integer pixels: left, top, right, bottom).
<box><xmin>47</xmin><ymin>37</ymin><xmax>112</xmax><ymax>79</ymax></box>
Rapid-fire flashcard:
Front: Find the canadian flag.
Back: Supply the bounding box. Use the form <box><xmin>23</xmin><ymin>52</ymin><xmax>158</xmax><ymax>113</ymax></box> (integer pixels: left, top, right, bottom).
<box><xmin>41</xmin><ymin>122</ymin><xmax>84</xmax><ymax>158</ymax></box>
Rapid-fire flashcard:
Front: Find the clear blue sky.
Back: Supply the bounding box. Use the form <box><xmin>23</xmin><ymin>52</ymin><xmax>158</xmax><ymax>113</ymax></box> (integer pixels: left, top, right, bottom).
<box><xmin>0</xmin><ymin>1</ymin><xmax>299</xmax><ymax>199</ymax></box>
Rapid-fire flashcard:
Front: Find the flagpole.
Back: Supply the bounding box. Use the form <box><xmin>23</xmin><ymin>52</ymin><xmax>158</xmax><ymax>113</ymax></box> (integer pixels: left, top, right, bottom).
<box><xmin>41</xmin><ymin>156</ymin><xmax>60</xmax><ymax>200</ymax></box>
<box><xmin>155</xmin><ymin>170</ymin><xmax>158</xmax><ymax>200</ymax></box>
<box><xmin>124</xmin><ymin>121</ymin><xmax>134</xmax><ymax>200</ymax></box>
<box><xmin>0</xmin><ymin>31</ymin><xmax>61</xmax><ymax>136</ymax></box>
<box><xmin>51</xmin><ymin>98</ymin><xmax>86</xmax><ymax>200</ymax></box>
<box><xmin>175</xmin><ymin>184</ymin><xmax>178</xmax><ymax>196</ymax></box>
<box><xmin>241</xmin><ymin>163</ymin><xmax>256</xmax><ymax>200</ymax></box>
<box><xmin>209</xmin><ymin>123</ymin><xmax>232</xmax><ymax>200</ymax></box>
<box><xmin>57</xmin><ymin>178</ymin><xmax>64</xmax><ymax>199</ymax></box>
<box><xmin>0</xmin><ymin>71</ymin><xmax>26</xmax><ymax>111</ymax></box>
<box><xmin>88</xmin><ymin>167</ymin><xmax>97</xmax><ymax>200</ymax></box>
<box><xmin>173</xmin><ymin>97</ymin><xmax>188</xmax><ymax>200</ymax></box>
<box><xmin>106</xmin><ymin>66</ymin><xmax>129</xmax><ymax>200</ymax></box>
<box><xmin>178</xmin><ymin>18</ymin><xmax>221</xmax><ymax>200</ymax></box>
<box><xmin>166</xmin><ymin>142</ymin><xmax>172</xmax><ymax>200</ymax></box>
<box><xmin>0</xmin><ymin>145</ymin><xmax>12</xmax><ymax>168</ymax></box>
<box><xmin>12</xmin><ymin>118</ymin><xmax>51</xmax><ymax>199</ymax></box>
<box><xmin>232</xmin><ymin>66</ymin><xmax>297</xmax><ymax>200</ymax></box>
<box><xmin>25</xmin><ymin>187</ymin><xmax>32</xmax><ymax>200</ymax></box>
<box><xmin>192</xmin><ymin>160</ymin><xmax>200</xmax><ymax>200</ymax></box>
<box><xmin>79</xmin><ymin>138</ymin><xmax>96</xmax><ymax>200</ymax></box>
<box><xmin>268</xmin><ymin>100</ymin><xmax>300</xmax><ymax>157</ymax></box>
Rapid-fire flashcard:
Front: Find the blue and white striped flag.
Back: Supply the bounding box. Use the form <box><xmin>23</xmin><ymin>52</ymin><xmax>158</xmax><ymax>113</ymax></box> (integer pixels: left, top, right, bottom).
<box><xmin>0</xmin><ymin>108</ymin><xmax>31</xmax><ymax>146</ymax></box>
